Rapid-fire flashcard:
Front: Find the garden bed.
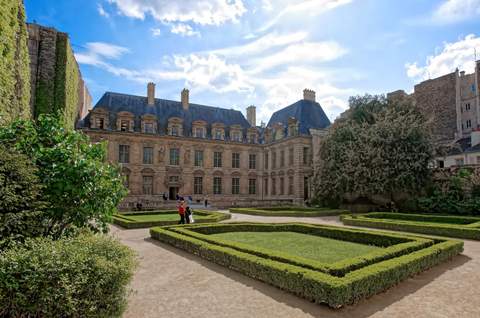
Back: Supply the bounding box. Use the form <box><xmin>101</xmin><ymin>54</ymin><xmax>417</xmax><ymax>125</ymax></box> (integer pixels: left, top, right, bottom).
<box><xmin>229</xmin><ymin>206</ymin><xmax>348</xmax><ymax>217</ymax></box>
<box><xmin>112</xmin><ymin>210</ymin><xmax>230</xmax><ymax>229</ymax></box>
<box><xmin>150</xmin><ymin>222</ymin><xmax>462</xmax><ymax>308</ymax></box>
<box><xmin>341</xmin><ymin>212</ymin><xmax>480</xmax><ymax>240</ymax></box>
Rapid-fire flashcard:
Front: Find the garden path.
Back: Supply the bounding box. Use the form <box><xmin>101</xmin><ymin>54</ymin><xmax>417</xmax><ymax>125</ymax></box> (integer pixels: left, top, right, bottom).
<box><xmin>111</xmin><ymin>212</ymin><xmax>480</xmax><ymax>318</ymax></box>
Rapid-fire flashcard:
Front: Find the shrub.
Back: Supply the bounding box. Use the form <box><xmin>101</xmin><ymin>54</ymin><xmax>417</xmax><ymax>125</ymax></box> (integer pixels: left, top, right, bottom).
<box><xmin>0</xmin><ymin>232</ymin><xmax>137</xmax><ymax>317</ymax></box>
<box><xmin>229</xmin><ymin>207</ymin><xmax>348</xmax><ymax>217</ymax></box>
<box><xmin>0</xmin><ymin>116</ymin><xmax>127</xmax><ymax>238</ymax></box>
<box><xmin>0</xmin><ymin>144</ymin><xmax>46</xmax><ymax>249</ymax></box>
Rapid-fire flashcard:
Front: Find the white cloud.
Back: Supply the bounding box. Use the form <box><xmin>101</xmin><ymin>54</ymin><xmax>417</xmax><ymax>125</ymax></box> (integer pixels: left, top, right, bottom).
<box><xmin>150</xmin><ymin>28</ymin><xmax>161</xmax><ymax>37</ymax></box>
<box><xmin>170</xmin><ymin>23</ymin><xmax>200</xmax><ymax>37</ymax></box>
<box><xmin>258</xmin><ymin>0</ymin><xmax>353</xmax><ymax>32</ymax></box>
<box><xmin>405</xmin><ymin>34</ymin><xmax>480</xmax><ymax>81</ymax></box>
<box><xmin>432</xmin><ymin>0</ymin><xmax>480</xmax><ymax>24</ymax></box>
<box><xmin>97</xmin><ymin>3</ymin><xmax>110</xmax><ymax>18</ymax></box>
<box><xmin>108</xmin><ymin>0</ymin><xmax>246</xmax><ymax>26</ymax></box>
<box><xmin>75</xmin><ymin>42</ymin><xmax>130</xmax><ymax>66</ymax></box>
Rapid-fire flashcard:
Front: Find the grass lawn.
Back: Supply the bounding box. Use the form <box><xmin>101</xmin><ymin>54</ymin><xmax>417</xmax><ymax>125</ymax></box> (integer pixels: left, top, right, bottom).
<box><xmin>209</xmin><ymin>231</ymin><xmax>381</xmax><ymax>263</ymax></box>
<box><xmin>122</xmin><ymin>213</ymin><xmax>210</xmax><ymax>222</ymax></box>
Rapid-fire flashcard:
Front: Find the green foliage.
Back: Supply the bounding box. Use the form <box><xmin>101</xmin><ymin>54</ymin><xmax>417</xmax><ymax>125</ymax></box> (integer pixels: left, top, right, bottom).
<box><xmin>0</xmin><ymin>116</ymin><xmax>127</xmax><ymax>238</ymax></box>
<box><xmin>414</xmin><ymin>168</ymin><xmax>480</xmax><ymax>215</ymax></box>
<box><xmin>341</xmin><ymin>213</ymin><xmax>480</xmax><ymax>240</ymax></box>
<box><xmin>314</xmin><ymin>94</ymin><xmax>433</xmax><ymax>207</ymax></box>
<box><xmin>0</xmin><ymin>0</ymin><xmax>31</xmax><ymax>124</ymax></box>
<box><xmin>229</xmin><ymin>207</ymin><xmax>348</xmax><ymax>217</ymax></box>
<box><xmin>0</xmin><ymin>232</ymin><xmax>137</xmax><ymax>317</ymax></box>
<box><xmin>0</xmin><ymin>144</ymin><xmax>46</xmax><ymax>248</ymax></box>
<box><xmin>151</xmin><ymin>223</ymin><xmax>462</xmax><ymax>308</ymax></box>
<box><xmin>113</xmin><ymin>210</ymin><xmax>230</xmax><ymax>229</ymax></box>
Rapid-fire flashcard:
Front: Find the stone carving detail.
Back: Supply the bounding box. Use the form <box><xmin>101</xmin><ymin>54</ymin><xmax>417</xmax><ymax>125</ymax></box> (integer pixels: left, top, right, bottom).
<box><xmin>158</xmin><ymin>146</ymin><xmax>165</xmax><ymax>163</ymax></box>
<box><xmin>184</xmin><ymin>149</ymin><xmax>191</xmax><ymax>165</ymax></box>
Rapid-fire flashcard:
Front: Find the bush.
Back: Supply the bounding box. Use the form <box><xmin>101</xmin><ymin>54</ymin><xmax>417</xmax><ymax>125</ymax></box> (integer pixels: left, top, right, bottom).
<box><xmin>0</xmin><ymin>232</ymin><xmax>137</xmax><ymax>317</ymax></box>
<box><xmin>341</xmin><ymin>213</ymin><xmax>480</xmax><ymax>240</ymax></box>
<box><xmin>0</xmin><ymin>144</ymin><xmax>46</xmax><ymax>248</ymax></box>
<box><xmin>0</xmin><ymin>116</ymin><xmax>127</xmax><ymax>238</ymax></box>
<box><xmin>229</xmin><ymin>207</ymin><xmax>348</xmax><ymax>217</ymax></box>
<box><xmin>150</xmin><ymin>223</ymin><xmax>462</xmax><ymax>308</ymax></box>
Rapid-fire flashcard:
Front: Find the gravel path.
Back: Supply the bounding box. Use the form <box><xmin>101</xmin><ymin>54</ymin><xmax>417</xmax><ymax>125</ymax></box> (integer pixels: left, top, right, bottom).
<box><xmin>111</xmin><ymin>213</ymin><xmax>480</xmax><ymax>318</ymax></box>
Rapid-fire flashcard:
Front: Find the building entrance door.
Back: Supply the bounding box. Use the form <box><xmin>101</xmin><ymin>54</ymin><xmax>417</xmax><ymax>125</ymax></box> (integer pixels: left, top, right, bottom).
<box><xmin>169</xmin><ymin>187</ymin><xmax>179</xmax><ymax>200</ymax></box>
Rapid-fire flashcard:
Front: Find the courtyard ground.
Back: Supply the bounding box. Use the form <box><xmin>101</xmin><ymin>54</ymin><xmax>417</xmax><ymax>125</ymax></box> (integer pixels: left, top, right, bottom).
<box><xmin>110</xmin><ymin>212</ymin><xmax>480</xmax><ymax>318</ymax></box>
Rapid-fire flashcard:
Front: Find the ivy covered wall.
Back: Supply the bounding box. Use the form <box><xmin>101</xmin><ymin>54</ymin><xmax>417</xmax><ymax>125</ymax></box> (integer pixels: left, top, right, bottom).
<box><xmin>0</xmin><ymin>0</ymin><xmax>31</xmax><ymax>124</ymax></box>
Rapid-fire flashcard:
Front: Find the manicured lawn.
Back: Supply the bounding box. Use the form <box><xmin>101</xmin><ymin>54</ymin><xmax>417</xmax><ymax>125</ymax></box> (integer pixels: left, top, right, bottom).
<box><xmin>209</xmin><ymin>231</ymin><xmax>381</xmax><ymax>263</ymax></box>
<box><xmin>122</xmin><ymin>213</ymin><xmax>210</xmax><ymax>222</ymax></box>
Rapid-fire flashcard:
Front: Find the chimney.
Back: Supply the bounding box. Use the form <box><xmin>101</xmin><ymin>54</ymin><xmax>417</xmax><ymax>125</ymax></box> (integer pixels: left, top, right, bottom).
<box><xmin>246</xmin><ymin>105</ymin><xmax>256</xmax><ymax>127</ymax></box>
<box><xmin>460</xmin><ymin>71</ymin><xmax>466</xmax><ymax>77</ymax></box>
<box><xmin>181</xmin><ymin>88</ymin><xmax>189</xmax><ymax>110</ymax></box>
<box><xmin>303</xmin><ymin>89</ymin><xmax>316</xmax><ymax>102</ymax></box>
<box><xmin>472</xmin><ymin>130</ymin><xmax>480</xmax><ymax>147</ymax></box>
<box><xmin>147</xmin><ymin>82</ymin><xmax>155</xmax><ymax>106</ymax></box>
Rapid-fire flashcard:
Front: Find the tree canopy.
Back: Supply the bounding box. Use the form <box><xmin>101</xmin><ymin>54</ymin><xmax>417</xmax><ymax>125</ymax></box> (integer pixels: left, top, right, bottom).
<box><xmin>314</xmin><ymin>94</ymin><xmax>433</xmax><ymax>207</ymax></box>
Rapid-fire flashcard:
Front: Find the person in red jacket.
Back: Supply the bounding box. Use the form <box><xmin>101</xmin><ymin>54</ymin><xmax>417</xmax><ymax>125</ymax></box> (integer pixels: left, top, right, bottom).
<box><xmin>178</xmin><ymin>200</ymin><xmax>186</xmax><ymax>224</ymax></box>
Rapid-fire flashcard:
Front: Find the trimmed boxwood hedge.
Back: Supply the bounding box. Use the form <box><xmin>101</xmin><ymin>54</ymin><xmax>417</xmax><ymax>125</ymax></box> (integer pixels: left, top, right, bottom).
<box><xmin>112</xmin><ymin>210</ymin><xmax>230</xmax><ymax>229</ymax></box>
<box><xmin>341</xmin><ymin>213</ymin><xmax>480</xmax><ymax>240</ymax></box>
<box><xmin>150</xmin><ymin>223</ymin><xmax>462</xmax><ymax>308</ymax></box>
<box><xmin>229</xmin><ymin>207</ymin><xmax>348</xmax><ymax>217</ymax></box>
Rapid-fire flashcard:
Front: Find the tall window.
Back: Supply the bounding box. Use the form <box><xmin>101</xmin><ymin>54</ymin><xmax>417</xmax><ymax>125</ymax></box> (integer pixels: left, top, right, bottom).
<box><xmin>280</xmin><ymin>150</ymin><xmax>285</xmax><ymax>167</ymax></box>
<box><xmin>263</xmin><ymin>178</ymin><xmax>268</xmax><ymax>196</ymax></box>
<box><xmin>289</xmin><ymin>147</ymin><xmax>294</xmax><ymax>165</ymax></box>
<box><xmin>194</xmin><ymin>177</ymin><xmax>203</xmax><ymax>194</ymax></box>
<box><xmin>466</xmin><ymin>103</ymin><xmax>471</xmax><ymax>111</ymax></box>
<box><xmin>214</xmin><ymin>152</ymin><xmax>222</xmax><ymax>168</ymax></box>
<box><xmin>303</xmin><ymin>147</ymin><xmax>309</xmax><ymax>165</ymax></box>
<box><xmin>194</xmin><ymin>150</ymin><xmax>204</xmax><ymax>167</ymax></box>
<box><xmin>170</xmin><ymin>148</ymin><xmax>180</xmax><ymax>166</ymax></box>
<box><xmin>143</xmin><ymin>147</ymin><xmax>153</xmax><ymax>164</ymax></box>
<box><xmin>272</xmin><ymin>152</ymin><xmax>277</xmax><ymax>169</ymax></box>
<box><xmin>279</xmin><ymin>177</ymin><xmax>284</xmax><ymax>195</ymax></box>
<box><xmin>119</xmin><ymin>145</ymin><xmax>130</xmax><ymax>163</ymax></box>
<box><xmin>120</xmin><ymin>120</ymin><xmax>129</xmax><ymax>132</ymax></box>
<box><xmin>95</xmin><ymin>117</ymin><xmax>104</xmax><ymax>129</ymax></box>
<box><xmin>144</xmin><ymin>123</ymin><xmax>154</xmax><ymax>133</ymax></box>
<box><xmin>467</xmin><ymin>120</ymin><xmax>472</xmax><ymax>128</ymax></box>
<box><xmin>271</xmin><ymin>178</ymin><xmax>276</xmax><ymax>195</ymax></box>
<box><xmin>213</xmin><ymin>177</ymin><xmax>222</xmax><ymax>194</ymax></box>
<box><xmin>231</xmin><ymin>177</ymin><xmax>240</xmax><ymax>194</ymax></box>
<box><xmin>288</xmin><ymin>176</ymin><xmax>294</xmax><ymax>195</ymax></box>
<box><xmin>249</xmin><ymin>179</ymin><xmax>256</xmax><ymax>195</ymax></box>
<box><xmin>124</xmin><ymin>174</ymin><xmax>130</xmax><ymax>189</ymax></box>
<box><xmin>249</xmin><ymin>154</ymin><xmax>256</xmax><ymax>170</ymax></box>
<box><xmin>143</xmin><ymin>176</ymin><xmax>153</xmax><ymax>195</ymax></box>
<box><xmin>264</xmin><ymin>152</ymin><xmax>269</xmax><ymax>169</ymax></box>
<box><xmin>195</xmin><ymin>127</ymin><xmax>204</xmax><ymax>138</ymax></box>
<box><xmin>232</xmin><ymin>153</ymin><xmax>240</xmax><ymax>168</ymax></box>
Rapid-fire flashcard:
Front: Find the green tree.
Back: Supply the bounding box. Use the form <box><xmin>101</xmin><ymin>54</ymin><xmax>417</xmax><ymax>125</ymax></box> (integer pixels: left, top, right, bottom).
<box><xmin>314</xmin><ymin>94</ymin><xmax>433</xmax><ymax>208</ymax></box>
<box><xmin>0</xmin><ymin>145</ymin><xmax>45</xmax><ymax>248</ymax></box>
<box><xmin>0</xmin><ymin>116</ymin><xmax>127</xmax><ymax>238</ymax></box>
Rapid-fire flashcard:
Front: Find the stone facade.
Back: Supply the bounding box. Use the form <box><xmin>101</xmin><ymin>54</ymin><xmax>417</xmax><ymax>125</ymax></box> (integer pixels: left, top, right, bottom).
<box><xmin>81</xmin><ymin>86</ymin><xmax>331</xmax><ymax>209</ymax></box>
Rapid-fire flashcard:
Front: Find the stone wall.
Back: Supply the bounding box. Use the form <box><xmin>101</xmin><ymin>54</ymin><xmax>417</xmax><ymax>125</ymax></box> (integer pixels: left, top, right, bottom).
<box><xmin>414</xmin><ymin>72</ymin><xmax>458</xmax><ymax>141</ymax></box>
<box><xmin>27</xmin><ymin>23</ymin><xmax>91</xmax><ymax>129</ymax></box>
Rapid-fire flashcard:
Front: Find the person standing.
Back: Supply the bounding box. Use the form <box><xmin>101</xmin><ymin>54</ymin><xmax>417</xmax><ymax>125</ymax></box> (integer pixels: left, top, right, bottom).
<box><xmin>185</xmin><ymin>205</ymin><xmax>191</xmax><ymax>224</ymax></box>
<box><xmin>178</xmin><ymin>200</ymin><xmax>186</xmax><ymax>224</ymax></box>
<box><xmin>204</xmin><ymin>195</ymin><xmax>208</xmax><ymax>208</ymax></box>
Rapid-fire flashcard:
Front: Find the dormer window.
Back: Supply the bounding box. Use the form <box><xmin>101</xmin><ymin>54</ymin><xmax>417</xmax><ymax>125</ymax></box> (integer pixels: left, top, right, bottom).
<box><xmin>195</xmin><ymin>127</ymin><xmax>205</xmax><ymax>138</ymax></box>
<box><xmin>215</xmin><ymin>130</ymin><xmax>222</xmax><ymax>140</ymax></box>
<box><xmin>95</xmin><ymin>117</ymin><xmax>105</xmax><ymax>129</ymax></box>
<box><xmin>171</xmin><ymin>126</ymin><xmax>179</xmax><ymax>136</ymax></box>
<box><xmin>232</xmin><ymin>132</ymin><xmax>241</xmax><ymax>142</ymax></box>
<box><xmin>167</xmin><ymin>117</ymin><xmax>184</xmax><ymax>136</ymax></box>
<box><xmin>120</xmin><ymin>120</ymin><xmax>129</xmax><ymax>132</ymax></box>
<box><xmin>144</xmin><ymin>123</ymin><xmax>154</xmax><ymax>134</ymax></box>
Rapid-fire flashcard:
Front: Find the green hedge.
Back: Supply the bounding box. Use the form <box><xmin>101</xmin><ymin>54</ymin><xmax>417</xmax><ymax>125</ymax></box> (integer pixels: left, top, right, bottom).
<box><xmin>150</xmin><ymin>223</ymin><xmax>462</xmax><ymax>308</ymax></box>
<box><xmin>229</xmin><ymin>207</ymin><xmax>348</xmax><ymax>217</ymax></box>
<box><xmin>0</xmin><ymin>232</ymin><xmax>137</xmax><ymax>317</ymax></box>
<box><xmin>341</xmin><ymin>213</ymin><xmax>480</xmax><ymax>240</ymax></box>
<box><xmin>112</xmin><ymin>209</ymin><xmax>230</xmax><ymax>229</ymax></box>
<box><xmin>0</xmin><ymin>0</ymin><xmax>31</xmax><ymax>124</ymax></box>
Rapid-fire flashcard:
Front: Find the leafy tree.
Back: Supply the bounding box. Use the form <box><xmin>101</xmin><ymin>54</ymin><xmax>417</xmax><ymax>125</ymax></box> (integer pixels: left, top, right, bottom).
<box><xmin>314</xmin><ymin>94</ymin><xmax>433</xmax><ymax>208</ymax></box>
<box><xmin>0</xmin><ymin>145</ymin><xmax>45</xmax><ymax>248</ymax></box>
<box><xmin>0</xmin><ymin>115</ymin><xmax>127</xmax><ymax>239</ymax></box>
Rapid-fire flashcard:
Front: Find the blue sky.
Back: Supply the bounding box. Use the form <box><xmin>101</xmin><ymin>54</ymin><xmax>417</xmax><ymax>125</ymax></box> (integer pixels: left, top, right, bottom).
<box><xmin>24</xmin><ymin>0</ymin><xmax>480</xmax><ymax>123</ymax></box>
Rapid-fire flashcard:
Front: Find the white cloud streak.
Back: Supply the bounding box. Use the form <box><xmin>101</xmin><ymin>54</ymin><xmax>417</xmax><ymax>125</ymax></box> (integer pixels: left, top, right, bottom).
<box><xmin>432</xmin><ymin>0</ymin><xmax>480</xmax><ymax>24</ymax></box>
<box><xmin>170</xmin><ymin>23</ymin><xmax>201</xmax><ymax>37</ymax></box>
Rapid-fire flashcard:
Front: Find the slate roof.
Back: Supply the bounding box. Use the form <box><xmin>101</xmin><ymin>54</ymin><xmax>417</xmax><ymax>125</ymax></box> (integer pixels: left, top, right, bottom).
<box><xmin>83</xmin><ymin>92</ymin><xmax>251</xmax><ymax>136</ymax></box>
<box><xmin>267</xmin><ymin>99</ymin><xmax>331</xmax><ymax>134</ymax></box>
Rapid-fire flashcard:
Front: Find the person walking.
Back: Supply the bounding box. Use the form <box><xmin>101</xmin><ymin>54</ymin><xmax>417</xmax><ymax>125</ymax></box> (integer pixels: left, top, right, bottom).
<box><xmin>185</xmin><ymin>204</ymin><xmax>191</xmax><ymax>224</ymax></box>
<box><xmin>178</xmin><ymin>200</ymin><xmax>186</xmax><ymax>224</ymax></box>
